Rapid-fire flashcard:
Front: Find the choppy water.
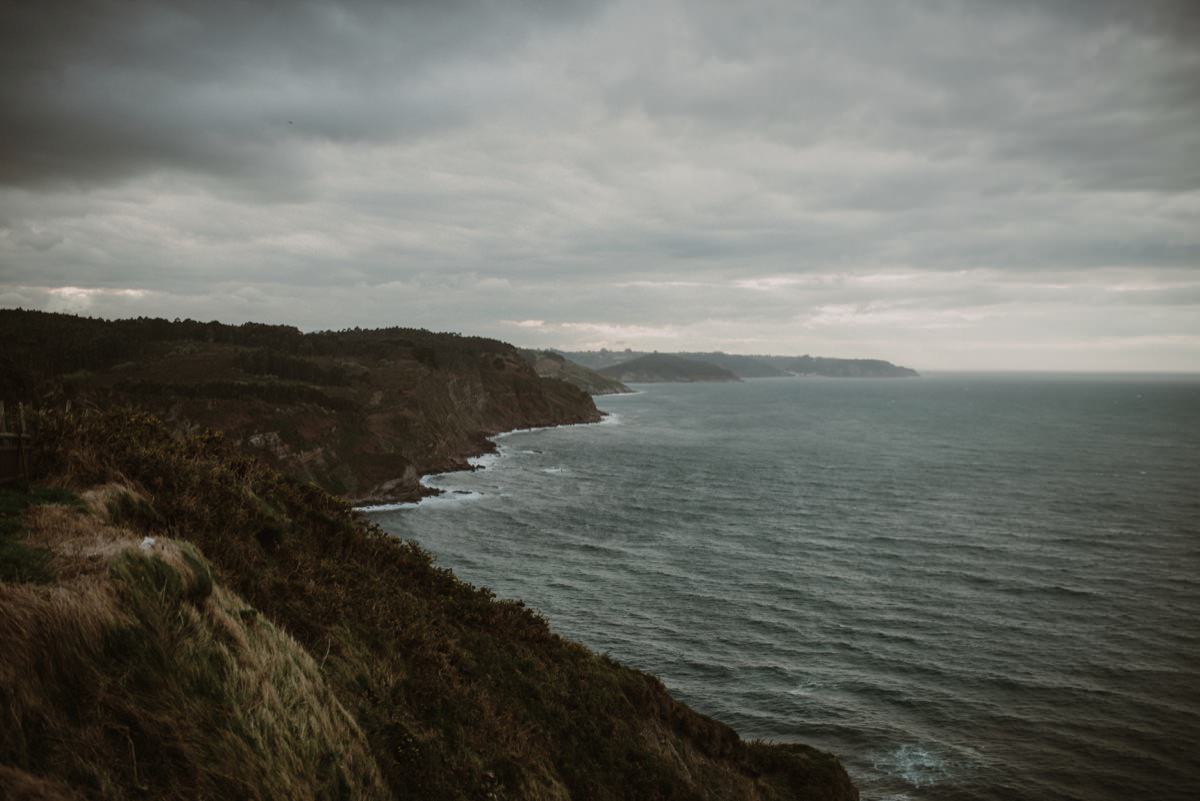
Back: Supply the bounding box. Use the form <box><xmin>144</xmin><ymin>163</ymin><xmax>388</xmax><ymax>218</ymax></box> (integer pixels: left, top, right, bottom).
<box><xmin>367</xmin><ymin>375</ymin><xmax>1200</xmax><ymax>800</ymax></box>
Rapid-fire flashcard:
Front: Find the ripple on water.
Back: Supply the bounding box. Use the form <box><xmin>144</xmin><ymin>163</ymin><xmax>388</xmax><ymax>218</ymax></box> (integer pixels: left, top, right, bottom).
<box><xmin>368</xmin><ymin>376</ymin><xmax>1200</xmax><ymax>801</ymax></box>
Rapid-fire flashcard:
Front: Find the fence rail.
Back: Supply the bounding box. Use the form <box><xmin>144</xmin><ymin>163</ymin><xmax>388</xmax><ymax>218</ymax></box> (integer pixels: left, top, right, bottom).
<box><xmin>0</xmin><ymin>402</ymin><xmax>31</xmax><ymax>484</ymax></box>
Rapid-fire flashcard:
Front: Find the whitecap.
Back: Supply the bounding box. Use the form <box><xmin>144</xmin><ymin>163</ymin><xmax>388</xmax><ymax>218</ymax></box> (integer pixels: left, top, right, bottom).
<box><xmin>469</xmin><ymin>451</ymin><xmax>501</xmax><ymax>469</ymax></box>
<box><xmin>356</xmin><ymin>489</ymin><xmax>483</xmax><ymax>513</ymax></box>
<box><xmin>420</xmin><ymin>490</ymin><xmax>484</xmax><ymax>508</ymax></box>
<box><xmin>872</xmin><ymin>744</ymin><xmax>952</xmax><ymax>788</ymax></box>
<box><xmin>356</xmin><ymin>500</ymin><xmax>420</xmax><ymax>512</ymax></box>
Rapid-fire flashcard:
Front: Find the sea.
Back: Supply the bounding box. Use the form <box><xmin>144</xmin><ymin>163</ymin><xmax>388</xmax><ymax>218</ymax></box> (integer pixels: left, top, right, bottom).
<box><xmin>364</xmin><ymin>374</ymin><xmax>1200</xmax><ymax>800</ymax></box>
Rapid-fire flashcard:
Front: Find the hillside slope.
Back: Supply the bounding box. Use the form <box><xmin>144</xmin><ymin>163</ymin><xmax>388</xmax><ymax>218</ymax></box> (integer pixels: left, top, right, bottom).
<box><xmin>598</xmin><ymin>354</ymin><xmax>741</xmax><ymax>383</ymax></box>
<box><xmin>0</xmin><ymin>309</ymin><xmax>600</xmax><ymax>504</ymax></box>
<box><xmin>521</xmin><ymin>349</ymin><xmax>631</xmax><ymax>395</ymax></box>
<box><xmin>0</xmin><ymin>485</ymin><xmax>387</xmax><ymax>800</ymax></box>
<box><xmin>0</xmin><ymin>408</ymin><xmax>859</xmax><ymax>801</ymax></box>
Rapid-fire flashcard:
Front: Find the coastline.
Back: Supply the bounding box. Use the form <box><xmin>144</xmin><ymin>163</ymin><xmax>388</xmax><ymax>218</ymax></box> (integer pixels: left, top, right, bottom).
<box><xmin>354</xmin><ymin>410</ymin><xmax>621</xmax><ymax>512</ymax></box>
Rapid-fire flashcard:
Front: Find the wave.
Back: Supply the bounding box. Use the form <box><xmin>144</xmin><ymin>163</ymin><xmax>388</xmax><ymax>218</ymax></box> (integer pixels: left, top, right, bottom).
<box><xmin>357</xmin><ymin>489</ymin><xmax>484</xmax><ymax>512</ymax></box>
<box><xmin>355</xmin><ymin>500</ymin><xmax>419</xmax><ymax>512</ymax></box>
<box><xmin>870</xmin><ymin>744</ymin><xmax>957</xmax><ymax>789</ymax></box>
<box><xmin>371</xmin><ymin>377</ymin><xmax>1200</xmax><ymax>801</ymax></box>
<box><xmin>494</xmin><ymin>413</ymin><xmax>618</xmax><ymax>441</ymax></box>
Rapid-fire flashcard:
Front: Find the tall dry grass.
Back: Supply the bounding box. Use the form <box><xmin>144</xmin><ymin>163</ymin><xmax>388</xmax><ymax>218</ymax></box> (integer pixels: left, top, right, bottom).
<box><xmin>0</xmin><ymin>494</ymin><xmax>386</xmax><ymax>800</ymax></box>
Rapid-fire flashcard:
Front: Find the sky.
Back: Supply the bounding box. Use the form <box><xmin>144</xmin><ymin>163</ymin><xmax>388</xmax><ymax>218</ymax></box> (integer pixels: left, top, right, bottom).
<box><xmin>1</xmin><ymin>0</ymin><xmax>1198</xmax><ymax>371</ymax></box>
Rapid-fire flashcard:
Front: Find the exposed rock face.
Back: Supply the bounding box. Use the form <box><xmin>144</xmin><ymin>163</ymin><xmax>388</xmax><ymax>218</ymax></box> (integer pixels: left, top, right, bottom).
<box><xmin>0</xmin><ymin>309</ymin><xmax>602</xmax><ymax>504</ymax></box>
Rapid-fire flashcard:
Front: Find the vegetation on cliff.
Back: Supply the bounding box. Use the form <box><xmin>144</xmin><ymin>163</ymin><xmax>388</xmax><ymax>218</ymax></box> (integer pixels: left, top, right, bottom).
<box><xmin>521</xmin><ymin>350</ymin><xmax>632</xmax><ymax>395</ymax></box>
<box><xmin>597</xmin><ymin>354</ymin><xmax>742</xmax><ymax>384</ymax></box>
<box><xmin>0</xmin><ymin>309</ymin><xmax>601</xmax><ymax>503</ymax></box>
<box><xmin>0</xmin><ymin>407</ymin><xmax>859</xmax><ymax>800</ymax></box>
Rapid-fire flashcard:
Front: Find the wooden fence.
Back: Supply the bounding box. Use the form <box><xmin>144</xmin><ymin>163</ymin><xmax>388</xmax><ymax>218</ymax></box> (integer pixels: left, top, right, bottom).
<box><xmin>0</xmin><ymin>401</ymin><xmax>31</xmax><ymax>485</ymax></box>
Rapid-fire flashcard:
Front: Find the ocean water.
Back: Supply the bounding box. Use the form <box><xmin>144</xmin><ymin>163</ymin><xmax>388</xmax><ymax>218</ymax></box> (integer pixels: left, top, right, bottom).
<box><xmin>366</xmin><ymin>375</ymin><xmax>1200</xmax><ymax>800</ymax></box>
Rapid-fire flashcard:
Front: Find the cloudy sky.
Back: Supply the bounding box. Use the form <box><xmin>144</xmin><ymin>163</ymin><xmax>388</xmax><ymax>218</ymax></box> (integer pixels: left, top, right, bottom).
<box><xmin>2</xmin><ymin>0</ymin><xmax>1198</xmax><ymax>370</ymax></box>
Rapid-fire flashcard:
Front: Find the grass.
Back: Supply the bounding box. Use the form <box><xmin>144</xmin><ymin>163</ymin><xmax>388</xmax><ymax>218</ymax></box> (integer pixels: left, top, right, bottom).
<box><xmin>0</xmin><ymin>485</ymin><xmax>82</xmax><ymax>583</ymax></box>
<box><xmin>1</xmin><ymin>504</ymin><xmax>386</xmax><ymax>800</ymax></box>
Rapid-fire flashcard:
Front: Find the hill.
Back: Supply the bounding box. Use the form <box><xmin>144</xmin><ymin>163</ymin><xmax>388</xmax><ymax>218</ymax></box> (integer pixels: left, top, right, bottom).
<box><xmin>0</xmin><ymin>407</ymin><xmax>859</xmax><ymax>801</ymax></box>
<box><xmin>755</xmin><ymin>355</ymin><xmax>919</xmax><ymax>378</ymax></box>
<box><xmin>597</xmin><ymin>354</ymin><xmax>741</xmax><ymax>383</ymax></box>
<box><xmin>562</xmin><ymin>350</ymin><xmax>917</xmax><ymax>379</ymax></box>
<box><xmin>0</xmin><ymin>309</ymin><xmax>600</xmax><ymax>505</ymax></box>
<box><xmin>676</xmin><ymin>352</ymin><xmax>790</xmax><ymax>378</ymax></box>
<box><xmin>521</xmin><ymin>349</ymin><xmax>632</xmax><ymax>395</ymax></box>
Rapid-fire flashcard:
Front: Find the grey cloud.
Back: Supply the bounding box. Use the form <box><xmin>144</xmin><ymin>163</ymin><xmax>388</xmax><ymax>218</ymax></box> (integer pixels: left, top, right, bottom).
<box><xmin>0</xmin><ymin>0</ymin><xmax>595</xmax><ymax>191</ymax></box>
<box><xmin>1</xmin><ymin>0</ymin><xmax>1198</xmax><ymax>370</ymax></box>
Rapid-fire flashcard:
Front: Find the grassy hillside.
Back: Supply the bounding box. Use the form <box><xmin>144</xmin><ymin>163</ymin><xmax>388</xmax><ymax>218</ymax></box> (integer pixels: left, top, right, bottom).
<box><xmin>1</xmin><ymin>487</ymin><xmax>386</xmax><ymax>800</ymax></box>
<box><xmin>0</xmin><ymin>309</ymin><xmax>600</xmax><ymax>504</ymax></box>
<box><xmin>521</xmin><ymin>350</ymin><xmax>632</xmax><ymax>395</ymax></box>
<box><xmin>0</xmin><ymin>407</ymin><xmax>859</xmax><ymax>800</ymax></box>
<box><xmin>598</xmin><ymin>354</ymin><xmax>741</xmax><ymax>383</ymax></box>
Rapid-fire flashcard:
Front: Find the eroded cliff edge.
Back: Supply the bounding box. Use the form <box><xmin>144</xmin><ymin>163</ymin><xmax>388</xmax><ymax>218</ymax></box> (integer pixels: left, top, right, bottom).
<box><xmin>1</xmin><ymin>309</ymin><xmax>602</xmax><ymax>505</ymax></box>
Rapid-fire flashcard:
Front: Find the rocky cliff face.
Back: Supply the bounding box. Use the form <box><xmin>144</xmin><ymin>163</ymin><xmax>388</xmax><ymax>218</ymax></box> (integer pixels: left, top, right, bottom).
<box><xmin>0</xmin><ymin>310</ymin><xmax>601</xmax><ymax>503</ymax></box>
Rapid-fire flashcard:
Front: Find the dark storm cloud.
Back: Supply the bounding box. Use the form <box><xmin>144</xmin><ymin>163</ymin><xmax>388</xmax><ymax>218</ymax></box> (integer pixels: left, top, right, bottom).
<box><xmin>1</xmin><ymin>0</ymin><xmax>1198</xmax><ymax>369</ymax></box>
<box><xmin>0</xmin><ymin>0</ymin><xmax>593</xmax><ymax>190</ymax></box>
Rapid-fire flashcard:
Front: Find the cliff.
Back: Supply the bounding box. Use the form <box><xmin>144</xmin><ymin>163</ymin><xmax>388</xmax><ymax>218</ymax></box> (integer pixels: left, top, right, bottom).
<box><xmin>0</xmin><ymin>309</ymin><xmax>601</xmax><ymax>504</ymax></box>
<box><xmin>521</xmin><ymin>349</ymin><xmax>632</xmax><ymax>395</ymax></box>
<box><xmin>597</xmin><ymin>354</ymin><xmax>742</xmax><ymax>383</ymax></box>
<box><xmin>0</xmin><ymin>408</ymin><xmax>860</xmax><ymax>801</ymax></box>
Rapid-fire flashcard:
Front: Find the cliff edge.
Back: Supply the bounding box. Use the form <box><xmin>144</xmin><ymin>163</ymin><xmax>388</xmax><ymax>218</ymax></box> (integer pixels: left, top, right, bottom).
<box><xmin>0</xmin><ymin>409</ymin><xmax>859</xmax><ymax>800</ymax></box>
<box><xmin>0</xmin><ymin>309</ymin><xmax>601</xmax><ymax>505</ymax></box>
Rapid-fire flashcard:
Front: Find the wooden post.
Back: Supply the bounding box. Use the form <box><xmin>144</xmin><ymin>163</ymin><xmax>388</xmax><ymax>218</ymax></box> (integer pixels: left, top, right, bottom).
<box><xmin>17</xmin><ymin>403</ymin><xmax>27</xmax><ymax>480</ymax></box>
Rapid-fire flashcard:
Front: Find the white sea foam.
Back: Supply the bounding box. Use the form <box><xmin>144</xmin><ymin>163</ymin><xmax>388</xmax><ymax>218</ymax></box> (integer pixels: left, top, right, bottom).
<box><xmin>358</xmin><ymin>489</ymin><xmax>485</xmax><ymax>513</ymax></box>
<box><xmin>421</xmin><ymin>490</ymin><xmax>484</xmax><ymax>508</ymax></box>
<box><xmin>469</xmin><ymin>451</ymin><xmax>501</xmax><ymax>469</ymax></box>
<box><xmin>364</xmin><ymin>415</ymin><xmax>610</xmax><ymax>511</ymax></box>
<box><xmin>494</xmin><ymin>414</ymin><xmax>615</xmax><ymax>440</ymax></box>
<box><xmin>355</xmin><ymin>500</ymin><xmax>419</xmax><ymax>512</ymax></box>
<box><xmin>873</xmin><ymin>744</ymin><xmax>951</xmax><ymax>788</ymax></box>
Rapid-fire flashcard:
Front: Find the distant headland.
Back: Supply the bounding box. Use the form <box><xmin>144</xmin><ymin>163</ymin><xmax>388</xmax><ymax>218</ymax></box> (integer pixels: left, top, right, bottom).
<box><xmin>560</xmin><ymin>349</ymin><xmax>919</xmax><ymax>381</ymax></box>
